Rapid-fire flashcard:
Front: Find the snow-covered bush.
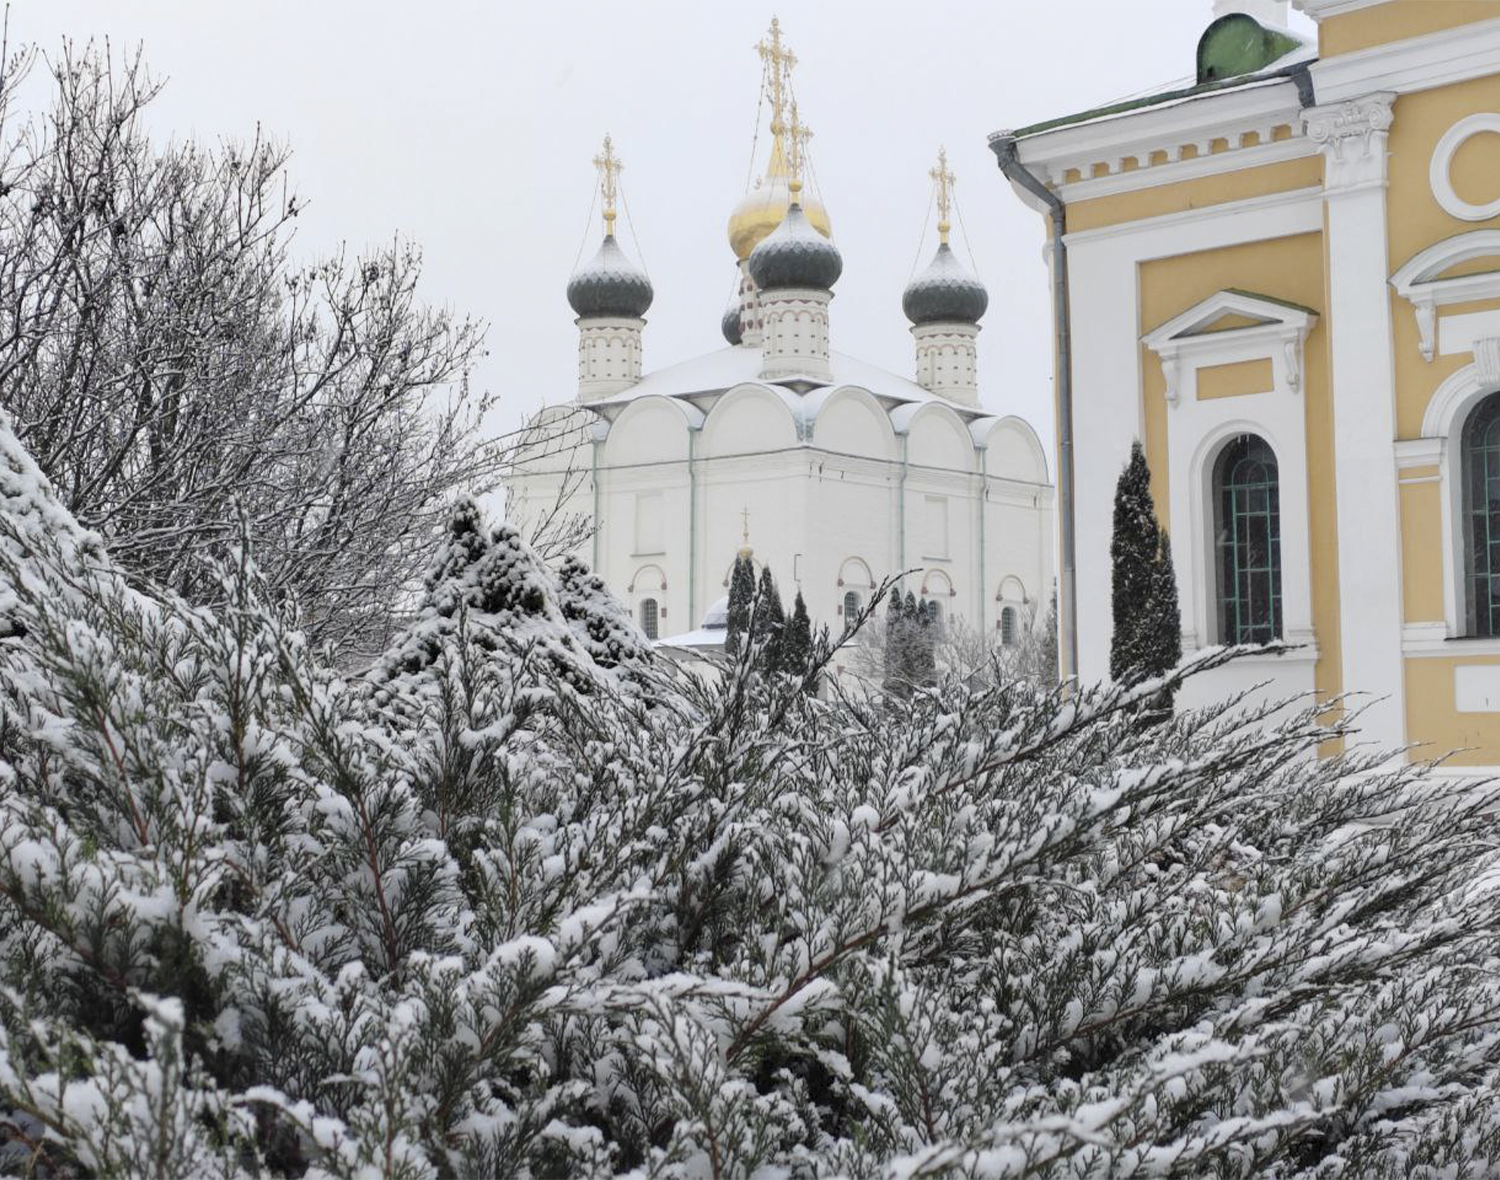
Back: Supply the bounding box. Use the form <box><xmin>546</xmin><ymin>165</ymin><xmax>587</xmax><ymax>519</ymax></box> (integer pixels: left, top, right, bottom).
<box><xmin>2</xmin><ymin>417</ymin><xmax>1500</xmax><ymax>1178</ymax></box>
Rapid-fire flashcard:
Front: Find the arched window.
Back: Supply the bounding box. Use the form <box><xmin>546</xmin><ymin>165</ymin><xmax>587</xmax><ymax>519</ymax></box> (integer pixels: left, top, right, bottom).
<box><xmin>640</xmin><ymin>597</ymin><xmax>659</xmax><ymax>641</ymax></box>
<box><xmin>842</xmin><ymin>590</ymin><xmax>861</xmax><ymax>621</ymax></box>
<box><xmin>1000</xmin><ymin>606</ymin><xmax>1017</xmax><ymax>646</ymax></box>
<box><xmin>1463</xmin><ymin>392</ymin><xmax>1500</xmax><ymax>635</ymax></box>
<box><xmin>1214</xmin><ymin>433</ymin><xmax>1281</xmax><ymax>644</ymax></box>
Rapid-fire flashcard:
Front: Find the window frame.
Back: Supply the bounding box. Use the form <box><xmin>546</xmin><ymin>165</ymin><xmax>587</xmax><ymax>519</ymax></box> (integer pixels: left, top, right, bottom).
<box><xmin>1212</xmin><ymin>432</ymin><xmax>1283</xmax><ymax>646</ymax></box>
<box><xmin>639</xmin><ymin>596</ymin><xmax>660</xmax><ymax>641</ymax></box>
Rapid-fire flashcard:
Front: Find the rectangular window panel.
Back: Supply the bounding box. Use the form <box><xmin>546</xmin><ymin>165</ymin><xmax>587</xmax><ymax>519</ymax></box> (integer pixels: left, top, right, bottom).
<box><xmin>635</xmin><ymin>491</ymin><xmax>663</xmax><ymax>554</ymax></box>
<box><xmin>923</xmin><ymin>495</ymin><xmax>949</xmax><ymax>559</ymax></box>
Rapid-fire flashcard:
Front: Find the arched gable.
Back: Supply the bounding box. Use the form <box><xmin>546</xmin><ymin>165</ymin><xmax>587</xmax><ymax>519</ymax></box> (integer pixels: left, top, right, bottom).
<box><xmin>904</xmin><ymin>402</ymin><xmax>977</xmax><ymax>472</ymax></box>
<box><xmin>701</xmin><ymin>383</ymin><xmax>800</xmax><ymax>458</ymax></box>
<box><xmin>978</xmin><ymin>416</ymin><xmax>1049</xmax><ymax>484</ymax></box>
<box><xmin>810</xmin><ymin>386</ymin><xmax>896</xmax><ymax>460</ymax></box>
<box><xmin>606</xmin><ymin>395</ymin><xmax>697</xmax><ymax>466</ymax></box>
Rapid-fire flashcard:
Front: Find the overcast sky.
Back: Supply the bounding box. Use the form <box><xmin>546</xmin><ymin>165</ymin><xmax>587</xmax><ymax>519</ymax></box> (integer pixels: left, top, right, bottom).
<box><xmin>11</xmin><ymin>0</ymin><xmax>1315</xmax><ymax>469</ymax></box>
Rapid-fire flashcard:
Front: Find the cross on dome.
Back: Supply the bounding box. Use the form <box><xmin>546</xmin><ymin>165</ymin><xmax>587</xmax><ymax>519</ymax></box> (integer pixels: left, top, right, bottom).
<box><xmin>931</xmin><ymin>146</ymin><xmax>955</xmax><ymax>246</ymax></box>
<box><xmin>592</xmin><ymin>134</ymin><xmax>622</xmax><ymax>236</ymax></box>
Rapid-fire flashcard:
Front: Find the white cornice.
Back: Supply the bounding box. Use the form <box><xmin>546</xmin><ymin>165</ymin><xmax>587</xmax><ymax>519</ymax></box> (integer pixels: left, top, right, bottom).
<box><xmin>1143</xmin><ymin>289</ymin><xmax>1318</xmax><ymax>405</ymax></box>
<box><xmin>1390</xmin><ymin>230</ymin><xmax>1500</xmax><ymax>361</ymax></box>
<box><xmin>1015</xmin><ymin>78</ymin><xmax>1306</xmax><ymax>192</ymax></box>
<box><xmin>1054</xmin><ymin>134</ymin><xmax>1316</xmax><ymax>202</ymax></box>
<box><xmin>1062</xmin><ymin>184</ymin><xmax>1322</xmax><ymax>248</ymax></box>
<box><xmin>1292</xmin><ymin>0</ymin><xmax>1386</xmax><ymax>17</ymax></box>
<box><xmin>1310</xmin><ymin>17</ymin><xmax>1500</xmax><ymax>103</ymax></box>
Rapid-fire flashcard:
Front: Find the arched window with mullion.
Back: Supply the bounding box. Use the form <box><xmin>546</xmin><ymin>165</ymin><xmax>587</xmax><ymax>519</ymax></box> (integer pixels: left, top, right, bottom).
<box><xmin>1463</xmin><ymin>393</ymin><xmax>1500</xmax><ymax>636</ymax></box>
<box><xmin>1214</xmin><ymin>433</ymin><xmax>1282</xmax><ymax>645</ymax></box>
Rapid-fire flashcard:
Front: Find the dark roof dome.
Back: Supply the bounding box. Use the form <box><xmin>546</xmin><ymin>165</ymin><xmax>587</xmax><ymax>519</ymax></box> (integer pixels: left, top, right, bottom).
<box><xmin>566</xmin><ymin>234</ymin><xmax>653</xmax><ymax>319</ymax></box>
<box><xmin>747</xmin><ymin>201</ymin><xmax>842</xmax><ymax>292</ymax></box>
<box><xmin>721</xmin><ymin>302</ymin><xmax>744</xmax><ymax>345</ymax></box>
<box><xmin>902</xmin><ymin>242</ymin><xmax>988</xmax><ymax>326</ymax></box>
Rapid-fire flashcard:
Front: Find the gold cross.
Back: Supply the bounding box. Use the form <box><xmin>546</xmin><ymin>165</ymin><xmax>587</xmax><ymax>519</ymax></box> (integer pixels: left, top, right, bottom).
<box><xmin>757</xmin><ymin>17</ymin><xmax>797</xmax><ymax>152</ymax></box>
<box><xmin>786</xmin><ymin>98</ymin><xmax>813</xmax><ymax>193</ymax></box>
<box><xmin>931</xmin><ymin>146</ymin><xmax>955</xmax><ymax>245</ymax></box>
<box><xmin>593</xmin><ymin>134</ymin><xmax>623</xmax><ymax>235</ymax></box>
<box><xmin>741</xmin><ymin>505</ymin><xmax>751</xmax><ymax>546</ymax></box>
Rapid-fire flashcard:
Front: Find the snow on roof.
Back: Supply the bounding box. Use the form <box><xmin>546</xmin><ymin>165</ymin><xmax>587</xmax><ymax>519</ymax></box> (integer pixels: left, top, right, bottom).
<box><xmin>590</xmin><ymin>344</ymin><xmax>985</xmax><ymax>421</ymax></box>
<box><xmin>656</xmin><ymin>594</ymin><xmax>729</xmax><ymax>652</ymax></box>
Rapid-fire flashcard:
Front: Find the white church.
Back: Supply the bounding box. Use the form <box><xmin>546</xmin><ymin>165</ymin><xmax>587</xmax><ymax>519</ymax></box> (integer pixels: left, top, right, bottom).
<box><xmin>509</xmin><ymin>20</ymin><xmax>1053</xmax><ymax>655</ymax></box>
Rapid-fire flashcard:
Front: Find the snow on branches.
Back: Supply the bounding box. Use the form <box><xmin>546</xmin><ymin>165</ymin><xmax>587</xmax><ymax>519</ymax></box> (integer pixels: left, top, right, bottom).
<box><xmin>2</xmin><ymin>418</ymin><xmax>1500</xmax><ymax>1178</ymax></box>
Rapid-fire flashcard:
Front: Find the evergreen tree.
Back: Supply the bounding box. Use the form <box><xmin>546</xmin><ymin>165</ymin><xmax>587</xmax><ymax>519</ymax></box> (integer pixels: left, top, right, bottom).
<box><xmin>1038</xmin><ymin>588</ymin><xmax>1060</xmax><ymax>687</ymax></box>
<box><xmin>903</xmin><ymin>591</ymin><xmax>922</xmax><ymax>684</ymax></box>
<box><xmin>556</xmin><ymin>554</ymin><xmax>653</xmax><ymax>674</ymax></box>
<box><xmin>724</xmin><ymin>553</ymin><xmax>755</xmax><ymax>658</ymax></box>
<box><xmin>12</xmin><ymin>414</ymin><xmax>1500</xmax><ymax>1178</ymax></box>
<box><xmin>781</xmin><ymin>589</ymin><xmax>812</xmax><ymax>676</ymax></box>
<box><xmin>883</xmin><ymin>590</ymin><xmax>905</xmax><ymax>693</ymax></box>
<box><xmin>752</xmin><ymin>565</ymin><xmax>785</xmax><ymax>669</ymax></box>
<box><xmin>1110</xmin><ymin>441</ymin><xmax>1181</xmax><ymax>694</ymax></box>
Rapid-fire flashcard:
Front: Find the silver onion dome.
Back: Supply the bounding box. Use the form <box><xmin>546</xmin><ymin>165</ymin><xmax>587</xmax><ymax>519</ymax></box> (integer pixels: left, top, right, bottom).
<box><xmin>721</xmin><ymin>301</ymin><xmax>744</xmax><ymax>345</ymax></box>
<box><xmin>566</xmin><ymin>234</ymin><xmax>654</xmax><ymax>319</ymax></box>
<box><xmin>902</xmin><ymin>243</ymin><xmax>988</xmax><ymax>326</ymax></box>
<box><xmin>747</xmin><ymin>201</ymin><xmax>842</xmax><ymax>292</ymax></box>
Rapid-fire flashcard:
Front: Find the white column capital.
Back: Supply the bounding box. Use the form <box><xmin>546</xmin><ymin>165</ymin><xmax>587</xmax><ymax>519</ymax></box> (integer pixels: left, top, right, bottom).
<box><xmin>1301</xmin><ymin>92</ymin><xmax>1395</xmax><ymax>194</ymax></box>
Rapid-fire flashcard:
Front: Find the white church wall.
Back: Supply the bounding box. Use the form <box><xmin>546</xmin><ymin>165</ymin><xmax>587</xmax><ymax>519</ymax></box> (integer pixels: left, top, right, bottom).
<box><xmin>701</xmin><ymin>385</ymin><xmax>799</xmax><ymax>457</ymax></box>
<box><xmin>812</xmin><ymin>388</ymin><xmax>896</xmax><ymax>460</ymax></box>
<box><xmin>905</xmin><ymin>404</ymin><xmax>977</xmax><ymax>472</ymax></box>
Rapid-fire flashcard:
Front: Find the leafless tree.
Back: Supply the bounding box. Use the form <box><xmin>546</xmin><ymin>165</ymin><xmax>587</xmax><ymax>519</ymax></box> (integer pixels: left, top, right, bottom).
<box><xmin>0</xmin><ymin>39</ymin><xmax>548</xmax><ymax>658</ymax></box>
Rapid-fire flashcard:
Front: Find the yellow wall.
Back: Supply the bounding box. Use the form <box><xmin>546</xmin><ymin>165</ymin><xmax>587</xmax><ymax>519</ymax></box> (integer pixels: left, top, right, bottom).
<box><xmin>1139</xmin><ymin>234</ymin><xmax>1342</xmax><ymax>713</ymax></box>
<box><xmin>1398</xmin><ymin>470</ymin><xmax>1444</xmax><ymax>622</ymax></box>
<box><xmin>1405</xmin><ymin>656</ymin><xmax>1500</xmax><ymax>765</ymax></box>
<box><xmin>1196</xmin><ymin>357</ymin><xmax>1274</xmax><ymax>399</ymax></box>
<box><xmin>1320</xmin><ymin>1</ymin><xmax>1500</xmax><ymax>58</ymax></box>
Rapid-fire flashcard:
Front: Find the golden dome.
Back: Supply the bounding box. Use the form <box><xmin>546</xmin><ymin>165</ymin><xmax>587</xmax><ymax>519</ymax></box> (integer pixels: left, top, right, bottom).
<box><xmin>728</xmin><ymin>141</ymin><xmax>832</xmax><ymax>260</ymax></box>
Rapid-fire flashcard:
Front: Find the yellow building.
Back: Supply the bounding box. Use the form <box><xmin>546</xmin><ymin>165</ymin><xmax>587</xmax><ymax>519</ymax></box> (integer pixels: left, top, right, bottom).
<box><xmin>994</xmin><ymin>0</ymin><xmax>1500</xmax><ymax>769</ymax></box>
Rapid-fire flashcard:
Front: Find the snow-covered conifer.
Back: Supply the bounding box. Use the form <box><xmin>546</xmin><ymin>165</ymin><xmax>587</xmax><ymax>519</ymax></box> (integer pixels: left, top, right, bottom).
<box><xmin>724</xmin><ymin>554</ymin><xmax>755</xmax><ymax>658</ymax></box>
<box><xmin>782</xmin><ymin>589</ymin><xmax>812</xmax><ymax>676</ymax></box>
<box><xmin>556</xmin><ymin>553</ymin><xmax>652</xmax><ymax>673</ymax></box>
<box><xmin>1111</xmin><ymin>441</ymin><xmax>1181</xmax><ymax>702</ymax></box>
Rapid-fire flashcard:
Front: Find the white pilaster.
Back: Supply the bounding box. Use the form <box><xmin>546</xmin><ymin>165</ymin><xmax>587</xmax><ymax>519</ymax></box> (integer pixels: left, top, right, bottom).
<box><xmin>911</xmin><ymin>322</ymin><xmax>980</xmax><ymax>406</ymax></box>
<box><xmin>577</xmin><ymin>316</ymin><xmax>644</xmax><ymax>401</ymax></box>
<box><xmin>759</xmin><ymin>288</ymin><xmax>832</xmax><ymax>380</ymax></box>
<box><xmin>736</xmin><ymin>260</ymin><xmax>765</xmax><ymax>348</ymax></box>
<box><xmin>1302</xmin><ymin>92</ymin><xmax>1406</xmax><ymax>744</ymax></box>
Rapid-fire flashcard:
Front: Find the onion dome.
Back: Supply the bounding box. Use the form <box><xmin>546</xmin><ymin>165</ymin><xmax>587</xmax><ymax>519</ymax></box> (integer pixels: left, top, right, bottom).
<box><xmin>747</xmin><ymin>200</ymin><xmax>842</xmax><ymax>292</ymax></box>
<box><xmin>728</xmin><ymin>169</ymin><xmax>833</xmax><ymax>260</ymax></box>
<box><xmin>902</xmin><ymin>242</ymin><xmax>989</xmax><ymax>326</ymax></box>
<box><xmin>566</xmin><ymin>234</ymin><xmax>653</xmax><ymax>319</ymax></box>
<box><xmin>721</xmin><ymin>301</ymin><xmax>744</xmax><ymax>345</ymax></box>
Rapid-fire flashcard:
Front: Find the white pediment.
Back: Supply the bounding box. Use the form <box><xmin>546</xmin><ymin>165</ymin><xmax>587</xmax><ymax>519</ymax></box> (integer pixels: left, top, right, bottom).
<box><xmin>1390</xmin><ymin>231</ymin><xmax>1500</xmax><ymax>362</ymax></box>
<box><xmin>1142</xmin><ymin>290</ymin><xmax>1318</xmax><ymax>406</ymax></box>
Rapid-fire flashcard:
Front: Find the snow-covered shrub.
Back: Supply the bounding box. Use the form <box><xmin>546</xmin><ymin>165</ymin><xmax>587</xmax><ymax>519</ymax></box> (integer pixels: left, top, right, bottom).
<box><xmin>2</xmin><ymin>418</ymin><xmax>1500</xmax><ymax>1178</ymax></box>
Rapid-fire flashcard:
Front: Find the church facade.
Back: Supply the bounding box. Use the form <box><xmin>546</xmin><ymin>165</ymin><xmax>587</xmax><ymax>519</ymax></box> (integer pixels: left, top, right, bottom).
<box><xmin>995</xmin><ymin>0</ymin><xmax>1500</xmax><ymax>768</ymax></box>
<box><xmin>510</xmin><ymin>22</ymin><xmax>1053</xmax><ymax>659</ymax></box>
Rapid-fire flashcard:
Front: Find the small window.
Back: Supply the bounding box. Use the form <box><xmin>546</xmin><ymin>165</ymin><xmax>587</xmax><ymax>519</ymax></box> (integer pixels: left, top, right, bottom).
<box><xmin>842</xmin><ymin>590</ymin><xmax>860</xmax><ymax>620</ymax></box>
<box><xmin>640</xmin><ymin>597</ymin><xmax>659</xmax><ymax>641</ymax></box>
<box><xmin>924</xmin><ymin>599</ymin><xmax>942</xmax><ymax>624</ymax></box>
<box><xmin>1000</xmin><ymin>606</ymin><xmax>1017</xmax><ymax>646</ymax></box>
<box><xmin>1214</xmin><ymin>433</ymin><xmax>1282</xmax><ymax>644</ymax></box>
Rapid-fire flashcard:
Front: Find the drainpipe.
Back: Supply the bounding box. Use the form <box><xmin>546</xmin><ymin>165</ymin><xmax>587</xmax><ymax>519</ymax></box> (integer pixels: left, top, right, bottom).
<box><xmin>591</xmin><ymin>437</ymin><xmax>602</xmax><ymax>572</ymax></box>
<box><xmin>990</xmin><ymin>133</ymin><xmax>1077</xmax><ymax>682</ymax></box>
<box><xmin>897</xmin><ymin>434</ymin><xmax>909</xmax><ymax>584</ymax></box>
<box><xmin>976</xmin><ymin>456</ymin><xmax>988</xmax><ymax>634</ymax></box>
<box><xmin>688</xmin><ymin>427</ymin><xmax>700</xmax><ymax>628</ymax></box>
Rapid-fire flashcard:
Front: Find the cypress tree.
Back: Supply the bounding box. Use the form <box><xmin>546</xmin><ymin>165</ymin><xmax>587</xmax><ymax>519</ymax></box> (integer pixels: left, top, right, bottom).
<box><xmin>883</xmin><ymin>590</ymin><xmax>904</xmax><ymax>693</ymax></box>
<box><xmin>1110</xmin><ymin>441</ymin><xmax>1182</xmax><ymax>702</ymax></box>
<box><xmin>753</xmin><ymin>565</ymin><xmax>785</xmax><ymax>669</ymax></box>
<box><xmin>782</xmin><ymin>589</ymin><xmax>812</xmax><ymax>675</ymax></box>
<box><xmin>903</xmin><ymin>591</ymin><xmax>922</xmax><ymax>685</ymax></box>
<box><xmin>724</xmin><ymin>553</ymin><xmax>755</xmax><ymax>658</ymax></box>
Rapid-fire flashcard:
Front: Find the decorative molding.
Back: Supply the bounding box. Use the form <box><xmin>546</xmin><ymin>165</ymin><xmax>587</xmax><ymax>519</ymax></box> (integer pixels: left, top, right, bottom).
<box><xmin>1310</xmin><ymin>17</ymin><xmax>1500</xmax><ymax>105</ymax></box>
<box><xmin>1143</xmin><ymin>289</ymin><xmax>1317</xmax><ymax>408</ymax></box>
<box><xmin>1063</xmin><ymin>185</ymin><xmax>1323</xmax><ymax>248</ymax></box>
<box><xmin>1477</xmin><ymin>337</ymin><xmax>1500</xmax><ymax>387</ymax></box>
<box><xmin>1391</xmin><ymin>230</ymin><xmax>1500</xmax><ymax>361</ymax></box>
<box><xmin>1431</xmin><ymin>114</ymin><xmax>1500</xmax><ymax>222</ymax></box>
<box><xmin>1301</xmin><ymin>92</ymin><xmax>1395</xmax><ymax>193</ymax></box>
<box><xmin>1394</xmin><ymin>436</ymin><xmax>1444</xmax><ymax>469</ymax></box>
